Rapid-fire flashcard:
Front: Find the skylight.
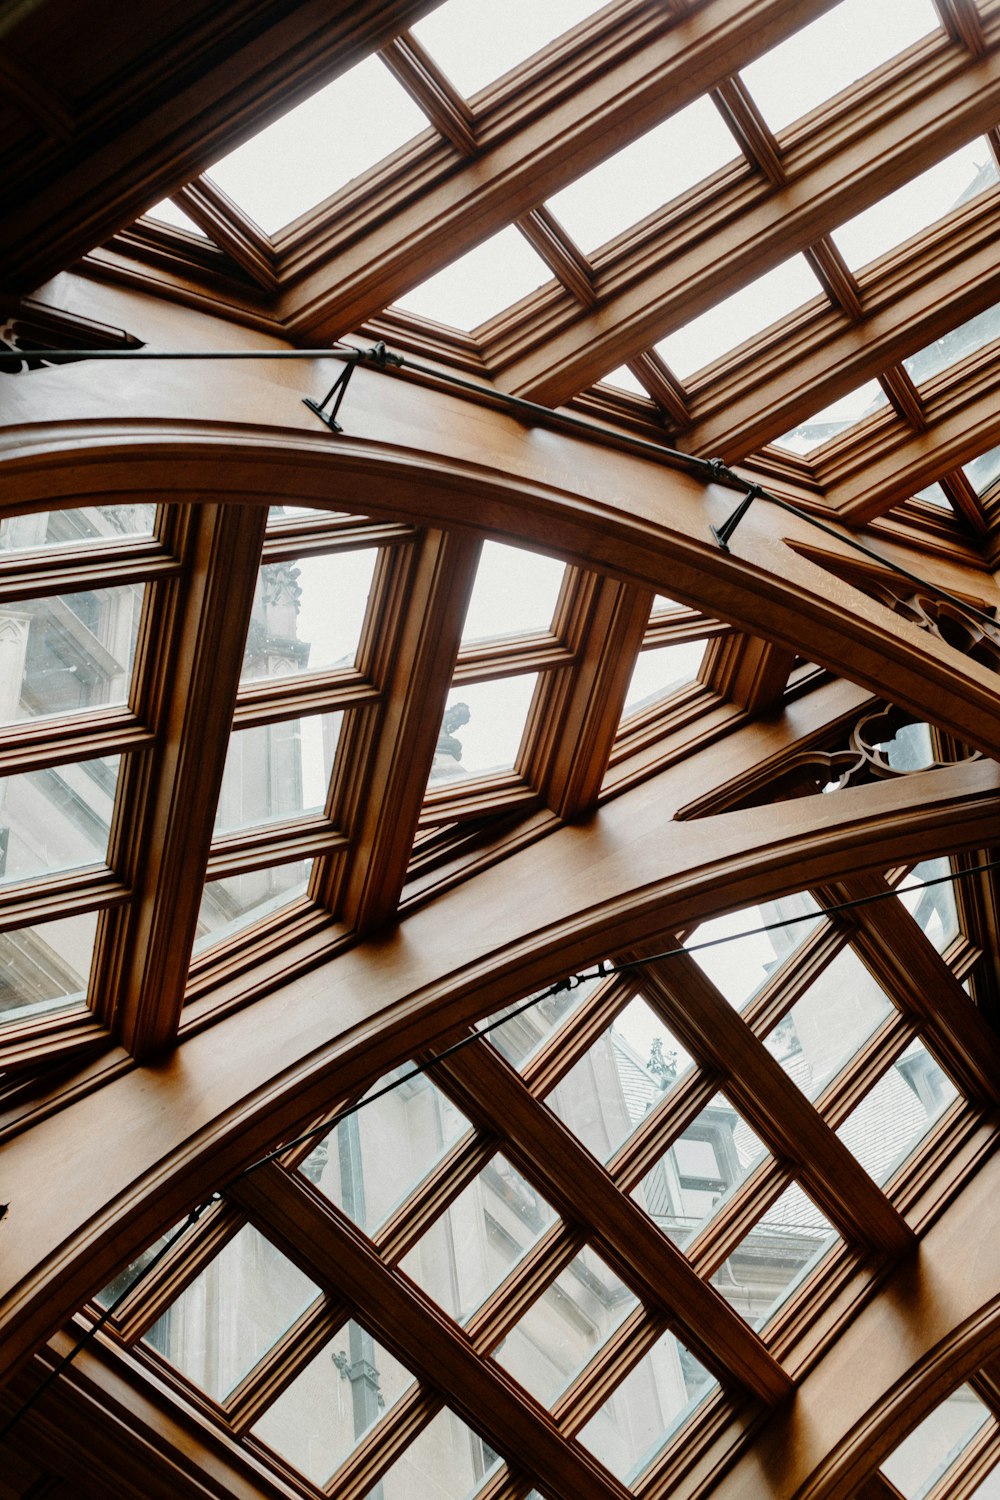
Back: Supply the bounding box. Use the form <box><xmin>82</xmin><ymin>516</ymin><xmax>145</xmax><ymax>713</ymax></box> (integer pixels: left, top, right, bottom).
<box><xmin>411</xmin><ymin>0</ymin><xmax>611</xmax><ymax>98</ymax></box>
<box><xmin>831</xmin><ymin>141</ymin><xmax>999</xmax><ymax>273</ymax></box>
<box><xmin>461</xmin><ymin>541</ymin><xmax>565</xmax><ymax>644</ymax></box>
<box><xmin>599</xmin><ymin>364</ymin><xmax>649</xmax><ymax>396</ymax></box>
<box><xmin>545</xmin><ymin>97</ymin><xmax>741</xmax><ymax>256</ymax></box>
<box><xmin>963</xmin><ymin>442</ymin><xmax>1000</xmax><ymax>498</ymax></box>
<box><xmin>205</xmin><ymin>55</ymin><xmax>431</xmax><ymax>235</ymax></box>
<box><xmin>655</xmin><ymin>255</ymin><xmax>824</xmax><ymax>383</ymax></box>
<box><xmin>903</xmin><ymin>301</ymin><xmax>1000</xmax><ymax>385</ymax></box>
<box><xmin>740</xmin><ymin>0</ymin><xmax>941</xmax><ymax>136</ymax></box>
<box><xmin>145</xmin><ymin>199</ymin><xmax>209</xmax><ymax>237</ymax></box>
<box><xmin>772</xmin><ymin>379</ymin><xmax>890</xmax><ymax>456</ymax></box>
<box><xmin>392</xmin><ymin>225</ymin><xmax>552</xmax><ymax>330</ymax></box>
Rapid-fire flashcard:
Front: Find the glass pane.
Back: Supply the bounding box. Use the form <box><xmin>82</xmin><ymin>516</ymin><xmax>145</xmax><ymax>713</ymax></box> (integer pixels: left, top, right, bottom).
<box><xmin>207</xmin><ymin>56</ymin><xmax>430</xmax><ymax>234</ymax></box>
<box><xmin>412</xmin><ymin>0</ymin><xmax>610</xmax><ymax>98</ymax></box>
<box><xmin>429</xmin><ymin>674</ymin><xmax>538</xmax><ymax>784</ymax></box>
<box><xmin>632</xmin><ymin>1096</ymin><xmax>769</xmax><ymax>1252</ymax></box>
<box><xmin>494</xmin><ymin>1248</ymin><xmax>637</xmax><ymax>1407</ymax></box>
<box><xmin>0</xmin><ymin>586</ymin><xmax>143</xmax><ymax>725</ymax></box>
<box><xmin>904</xmin><ymin>301</ymin><xmax>1000</xmax><ymax>385</ymax></box>
<box><xmin>0</xmin><ymin>505</ymin><xmax>156</xmax><ymax>553</ymax></box>
<box><xmin>393</xmin><ymin>226</ymin><xmax>552</xmax><ymax>331</ymax></box>
<box><xmin>366</xmin><ymin>1405</ymin><xmax>500</xmax><ymax>1500</ymax></box>
<box><xmin>545</xmin><ymin>997</ymin><xmax>694</xmax><ymax>1163</ymax></box>
<box><xmin>0</xmin><ymin>755</ymin><xmax>120</xmax><ymax>886</ymax></box>
<box><xmin>723</xmin><ymin>1181</ymin><xmax>838</xmax><ymax>1329</ymax></box>
<box><xmin>461</xmin><ymin>542</ymin><xmax>565</xmax><ymax>645</ymax></box>
<box><xmin>194</xmin><ymin>860</ymin><xmax>311</xmax><ymax>953</ymax></box>
<box><xmin>686</xmin><ymin>891</ymin><xmax>822</xmax><ymax>1010</ymax></box>
<box><xmin>401</xmin><ymin>1154</ymin><xmax>557</xmax><ymax>1323</ymax></box>
<box><xmin>242</xmin><ymin>551</ymin><xmax>377</xmax><ymax>683</ymax></box>
<box><xmin>897</xmin><ymin>857</ymin><xmax>959</xmax><ymax>952</ymax></box>
<box><xmin>882</xmin><ymin>1385</ymin><xmax>991</xmax><ymax>1498</ymax></box>
<box><xmin>773</xmin><ymin>379</ymin><xmax>889</xmax><ymax>455</ymax></box>
<box><xmin>479</xmin><ymin>971</ymin><xmax>605</xmax><ymax>1070</ymax></box>
<box><xmin>546</xmin><ymin>97</ymin><xmax>740</xmax><ymax>255</ymax></box>
<box><xmin>301</xmin><ymin>1068</ymin><xmax>471</xmax><ymax>1236</ymax></box>
<box><xmin>914</xmin><ymin>481</ymin><xmax>951</xmax><ymax>509</ymax></box>
<box><xmin>764</xmin><ymin>945</ymin><xmax>894</xmax><ymax>1101</ymax></box>
<box><xmin>964</xmin><ymin>443</ymin><xmax>1000</xmax><ymax>499</ymax></box>
<box><xmin>0</xmin><ymin>910</ymin><xmax>97</xmax><ymax>1025</ymax></box>
<box><xmin>577</xmin><ymin>1328</ymin><xmax>716</xmax><ymax>1484</ymax></box>
<box><xmin>213</xmin><ymin>713</ymin><xmax>342</xmax><ymax>834</ymax></box>
<box><xmin>837</xmin><ymin>1040</ymin><xmax>958</xmax><ymax>1186</ymax></box>
<box><xmin>873</xmin><ymin>719</ymin><xmax>935</xmax><ymax>771</ymax></box>
<box><xmin>95</xmin><ymin>1222</ymin><xmax>187</xmax><ymax>1309</ymax></box>
<box><xmin>655</xmin><ymin>255</ymin><xmax>823</xmax><ymax>382</ymax></box>
<box><xmin>252</xmin><ymin>1322</ymin><xmax>415</xmax><ymax>1487</ymax></box>
<box><xmin>831</xmin><ymin>140</ymin><xmax>998</xmax><ymax>272</ymax></box>
<box><xmin>969</xmin><ymin>1459</ymin><xmax>1000</xmax><ymax>1499</ymax></box>
<box><xmin>145</xmin><ymin>1225</ymin><xmax>320</xmax><ymax>1401</ymax></box>
<box><xmin>740</xmin><ymin>0</ymin><xmax>941</xmax><ymax>135</ymax></box>
<box><xmin>621</xmin><ymin>640</ymin><xmax>704</xmax><ymax>718</ymax></box>
<box><xmin>600</xmin><ymin>365</ymin><xmax>649</xmax><ymax>397</ymax></box>
<box><xmin>146</xmin><ymin>199</ymin><xmax>209</xmax><ymax>236</ymax></box>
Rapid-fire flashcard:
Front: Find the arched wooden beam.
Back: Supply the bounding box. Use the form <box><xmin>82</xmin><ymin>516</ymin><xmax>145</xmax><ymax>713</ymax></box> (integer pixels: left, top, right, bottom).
<box><xmin>0</xmin><ymin>747</ymin><xmax>998</xmax><ymax>1388</ymax></box>
<box><xmin>2</xmin><ymin>358</ymin><xmax>1000</xmax><ymax>756</ymax></box>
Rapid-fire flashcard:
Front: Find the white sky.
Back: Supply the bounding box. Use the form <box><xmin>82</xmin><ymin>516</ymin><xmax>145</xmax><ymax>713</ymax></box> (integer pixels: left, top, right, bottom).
<box><xmin>394</xmin><ymin>225</ymin><xmax>552</xmax><ymax>331</ymax></box>
<box><xmin>411</xmin><ymin>0</ymin><xmax>611</xmax><ymax>98</ymax></box>
<box><xmin>206</xmin><ymin>55</ymin><xmax>429</xmax><ymax>235</ymax></box>
<box><xmin>462</xmin><ymin>542</ymin><xmax>565</xmax><ymax>643</ymax></box>
<box><xmin>655</xmin><ymin>256</ymin><xmax>824</xmax><ymax>384</ymax></box>
<box><xmin>546</xmin><ymin>97</ymin><xmax>740</xmax><ymax>256</ymax></box>
<box><xmin>832</xmin><ymin>140</ymin><xmax>998</xmax><ymax>272</ymax></box>
<box><xmin>740</xmin><ymin>0</ymin><xmax>941</xmax><ymax>136</ymax></box>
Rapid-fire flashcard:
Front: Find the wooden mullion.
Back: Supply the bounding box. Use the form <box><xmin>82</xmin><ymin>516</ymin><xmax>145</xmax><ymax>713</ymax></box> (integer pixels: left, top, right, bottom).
<box><xmin>498</xmin><ymin>46</ymin><xmax>1000</xmax><ymax>405</ymax></box>
<box><xmin>234</xmin><ymin>1165</ymin><xmax>634</xmax><ymax>1500</ymax></box>
<box><xmin>205</xmin><ymin>827</ymin><xmax>348</xmax><ymax>881</ymax></box>
<box><xmin>639</xmin><ymin>959</ymin><xmax>915</xmax><ymax>1256</ymax></box>
<box><xmin>881</xmin><ymin>364</ymin><xmax>928</xmax><ymax>432</ymax></box>
<box><xmin>521</xmin><ymin>976</ymin><xmax>640</xmax><ymax>1098</ymax></box>
<box><xmin>319</xmin><ymin>1383</ymin><xmax>446</xmax><ymax>1500</ymax></box>
<box><xmin>605</xmin><ymin>1068</ymin><xmax>723</xmax><ymax>1195</ymax></box>
<box><xmin>107</xmin><ymin>1199</ymin><xmax>242</xmax><ymax>1344</ymax></box>
<box><xmin>382</xmin><ymin>34</ymin><xmax>477</xmax><ymax>157</ymax></box>
<box><xmin>225</xmin><ymin>1296</ymin><xmax>345</xmax><ymax>1434</ymax></box>
<box><xmin>537</xmin><ymin>578</ymin><xmax>654</xmax><ymax>818</ymax></box>
<box><xmin>924</xmin><ymin>1418</ymin><xmax>1000</xmax><ymax>1500</ymax></box>
<box><xmin>451</xmin><ymin>640</ymin><xmax>574</xmax><ymax>683</ymax></box>
<box><xmin>233</xmin><ymin>675</ymin><xmax>378</xmax><ymax>725</ymax></box>
<box><xmin>854</xmin><ymin>1473</ymin><xmax>907</xmax><ymax>1500</ymax></box>
<box><xmin>174</xmin><ymin>180</ymin><xmax>278</xmax><ymax>291</ymax></box>
<box><xmin>515</xmin><ymin>209</ymin><xmax>598</xmax><ymax>309</ymax></box>
<box><xmin>430</xmin><ymin>1041</ymin><xmax>793</xmax><ymax>1402</ymax></box>
<box><xmin>111</xmin><ymin>502</ymin><xmax>269</xmax><ymax>1057</ymax></box>
<box><xmin>551</xmin><ymin>1305</ymin><xmax>668</xmax><ymax>1432</ymax></box>
<box><xmin>830</xmin><ymin>872</ymin><xmax>1000</xmax><ymax>1105</ymax></box>
<box><xmin>0</xmin><ymin>872</ymin><xmax>129</xmax><ymax>933</ymax></box>
<box><xmin>701</xmin><ymin>634</ymin><xmax>797</xmax><ymax>713</ymax></box>
<box><xmin>375</xmin><ymin>1130</ymin><xmax>500</xmax><ymax>1265</ymax></box>
<box><xmin>465</xmin><ymin>1220</ymin><xmax>587</xmax><ymax>1354</ymax></box>
<box><xmin>261</xmin><ymin>519</ymin><xmax>416</xmax><ymax>556</ymax></box>
<box><xmin>0</xmin><ymin>548</ymin><xmax>179</xmax><ymax>601</ymax></box>
<box><xmin>936</xmin><ymin>0</ymin><xmax>989</xmax><ymax>53</ymax></box>
<box><xmin>417</xmin><ymin>778</ymin><xmax>541</xmax><ymax>828</ymax></box>
<box><xmin>943</xmin><ymin>468</ymin><xmax>992</xmax><ymax>536</ymax></box>
<box><xmin>0</xmin><ymin>715</ymin><xmax>153</xmax><ymax>776</ymax></box>
<box><xmin>806</xmin><ymin>238</ymin><xmax>863</xmax><ymax>321</ymax></box>
<box><xmin>326</xmin><ymin>529</ymin><xmax>483</xmax><ymax>930</ymax></box>
<box><xmin>809</xmin><ymin>1010</ymin><xmax>919</xmax><ymax>1131</ymax></box>
<box><xmin>710</xmin><ymin>79</ymin><xmax>784</xmax><ymax>188</ymax></box>
<box><xmin>684</xmin><ymin>1162</ymin><xmax>798</xmax><ymax>1283</ymax></box>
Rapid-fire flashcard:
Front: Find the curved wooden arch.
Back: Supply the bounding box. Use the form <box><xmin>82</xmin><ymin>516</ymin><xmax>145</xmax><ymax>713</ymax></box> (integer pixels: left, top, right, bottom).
<box><xmin>4</xmin><ymin>358</ymin><xmax>1000</xmax><ymax>757</ymax></box>
<box><xmin>2</xmin><ymin>374</ymin><xmax>1000</xmax><ymax>1496</ymax></box>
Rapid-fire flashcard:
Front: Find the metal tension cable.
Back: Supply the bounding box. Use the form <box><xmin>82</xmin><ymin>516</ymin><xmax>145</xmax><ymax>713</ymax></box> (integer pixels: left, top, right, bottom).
<box><xmin>3</xmin><ymin>856</ymin><xmax>998</xmax><ymax>1444</ymax></box>
<box><xmin>27</xmin><ymin>340</ymin><xmax>1000</xmax><ymax>635</ymax></box>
